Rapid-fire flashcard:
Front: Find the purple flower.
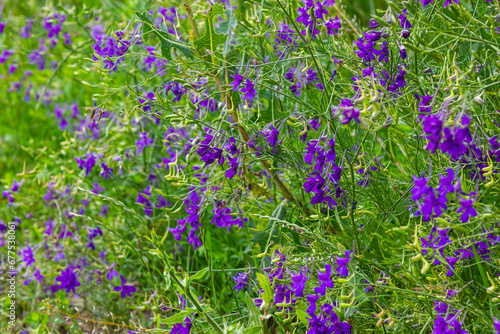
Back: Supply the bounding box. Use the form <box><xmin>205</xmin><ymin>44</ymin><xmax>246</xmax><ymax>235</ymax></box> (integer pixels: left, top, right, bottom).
<box><xmin>92</xmin><ymin>29</ymin><xmax>129</xmax><ymax>72</ymax></box>
<box><xmin>230</xmin><ymin>69</ymin><xmax>245</xmax><ymax>92</ymax></box>
<box><xmin>440</xmin><ymin>127</ymin><xmax>470</xmax><ymax>160</ymax></box>
<box><xmin>169</xmin><ymin>219</ymin><xmax>187</xmax><ymax>240</ymax></box>
<box><xmin>291</xmin><ymin>267</ymin><xmax>309</xmax><ymax>297</ymax></box>
<box><xmin>56</xmin><ymin>267</ymin><xmax>81</xmax><ymax>293</ymax></box>
<box><xmin>325</xmin><ymin>16</ymin><xmax>341</xmax><ymax>35</ymax></box>
<box><xmin>445</xmin><ymin>256</ymin><xmax>458</xmax><ymax>276</ymax></box>
<box><xmin>33</xmin><ymin>268</ymin><xmax>44</xmax><ymax>284</ymax></box>
<box><xmin>420</xmin><ymin>190</ymin><xmax>448</xmax><ymax>222</ymax></box>
<box><xmin>106</xmin><ymin>262</ymin><xmax>120</xmax><ymax>280</ymax></box>
<box><xmin>0</xmin><ymin>49</ymin><xmax>14</xmax><ymax>64</ymax></box>
<box><xmin>421</xmin><ymin>0</ymin><xmax>434</xmax><ymax>7</ymax></box>
<box><xmin>275</xmin><ymin>22</ymin><xmax>296</xmax><ymax>45</ymax></box>
<box><xmin>171</xmin><ymin>317</ymin><xmax>192</xmax><ymax>334</ymax></box>
<box><xmin>334</xmin><ymin>98</ymin><xmax>361</xmax><ymax>125</ymax></box>
<box><xmin>137</xmin><ymin>187</ymin><xmax>153</xmax><ymax>216</ymax></box>
<box><xmin>422</xmin><ymin>114</ymin><xmax>444</xmax><ymax>153</ymax></box>
<box><xmin>433</xmin><ymin>315</ymin><xmax>450</xmax><ymax>333</ymax></box>
<box><xmin>297</xmin><ymin>6</ymin><xmax>311</xmax><ymax>27</ymax></box>
<box><xmin>265</xmin><ymin>125</ymin><xmax>280</xmax><ymax>148</ymax></box>
<box><xmin>136</xmin><ymin>132</ymin><xmax>153</xmax><ymax>154</ymax></box>
<box><xmin>114</xmin><ymin>275</ymin><xmax>137</xmax><ymax>298</ymax></box>
<box><xmin>398</xmin><ymin>9</ymin><xmax>411</xmax><ymax>39</ymax></box>
<box><xmin>232</xmin><ymin>271</ymin><xmax>251</xmax><ymax>292</ymax></box>
<box><xmin>314</xmin><ymin>264</ymin><xmax>334</xmax><ymax>296</ymax></box>
<box><xmin>100</xmin><ymin>163</ymin><xmax>113</xmax><ymax>179</ymax></box>
<box><xmin>19</xmin><ymin>243</ymin><xmax>35</xmax><ymax>267</ymax></box>
<box><xmin>307</xmin><ymin>293</ymin><xmax>320</xmax><ymax>316</ymax></box>
<box><xmin>457</xmin><ymin>193</ymin><xmax>477</xmax><ymax>222</ymax></box>
<box><xmin>494</xmin><ymin>318</ymin><xmax>500</xmax><ymax>333</ymax></box>
<box><xmin>335</xmin><ymin>250</ymin><xmax>352</xmax><ymax>277</ymax></box>
<box><xmin>92</xmin><ymin>183</ymin><xmax>105</xmax><ymax>194</ymax></box>
<box><xmin>211</xmin><ymin>205</ymin><xmax>243</xmax><ymax>232</ymax></box>
<box><xmin>201</xmin><ymin>147</ymin><xmax>224</xmax><ymax>166</ymax></box>
<box><xmin>225</xmin><ymin>137</ymin><xmax>240</xmax><ymax>155</ymax></box>
<box><xmin>87</xmin><ymin>226</ymin><xmax>103</xmax><ymax>250</ymax></box>
<box><xmin>240</xmin><ymin>78</ymin><xmax>257</xmax><ymax>102</ymax></box>
<box><xmin>11</xmin><ymin>179</ymin><xmax>25</xmax><ymax>192</ymax></box>
<box><xmin>42</xmin><ymin>13</ymin><xmax>66</xmax><ymax>42</ymax></box>
<box><xmin>156</xmin><ymin>195</ymin><xmax>167</xmax><ymax>209</ymax></box>
<box><xmin>412</xmin><ymin>173</ymin><xmax>430</xmax><ymax>201</ymax></box>
<box><xmin>74</xmin><ymin>153</ymin><xmax>99</xmax><ymax>176</ymax></box>
<box><xmin>313</xmin><ymin>1</ymin><xmax>329</xmax><ymax>21</ymax></box>
<box><xmin>63</xmin><ymin>31</ymin><xmax>71</xmax><ymax>45</ymax></box>
<box><xmin>187</xmin><ymin>229</ymin><xmax>203</xmax><ymax>249</ymax></box>
<box><xmin>444</xmin><ymin>0</ymin><xmax>459</xmax><ymax>8</ymax></box>
<box><xmin>225</xmin><ymin>155</ymin><xmax>239</xmax><ymax>179</ymax></box>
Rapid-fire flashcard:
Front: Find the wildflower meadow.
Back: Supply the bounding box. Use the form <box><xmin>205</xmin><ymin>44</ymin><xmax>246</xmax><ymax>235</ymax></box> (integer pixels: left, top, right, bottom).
<box><xmin>2</xmin><ymin>0</ymin><xmax>500</xmax><ymax>333</ymax></box>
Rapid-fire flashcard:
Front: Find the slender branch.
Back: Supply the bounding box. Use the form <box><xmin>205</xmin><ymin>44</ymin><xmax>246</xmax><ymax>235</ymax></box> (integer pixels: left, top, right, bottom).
<box><xmin>184</xmin><ymin>3</ymin><xmax>306</xmax><ymax>212</ymax></box>
<box><xmin>184</xmin><ymin>3</ymin><xmax>200</xmax><ymax>40</ymax></box>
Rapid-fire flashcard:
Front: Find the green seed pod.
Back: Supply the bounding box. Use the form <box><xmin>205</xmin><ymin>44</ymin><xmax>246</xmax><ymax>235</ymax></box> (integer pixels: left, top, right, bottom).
<box><xmin>187</xmin><ymin>99</ymin><xmax>197</xmax><ymax>110</ymax></box>
<box><xmin>420</xmin><ymin>258</ymin><xmax>430</xmax><ymax>274</ymax></box>
<box><xmin>371</xmin><ymin>15</ymin><xmax>391</xmax><ymax>27</ymax></box>
<box><xmin>403</xmin><ymin>42</ymin><xmax>423</xmax><ymax>53</ymax></box>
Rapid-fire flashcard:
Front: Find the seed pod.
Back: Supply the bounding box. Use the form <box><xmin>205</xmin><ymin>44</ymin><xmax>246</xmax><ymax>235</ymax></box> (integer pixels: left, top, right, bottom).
<box><xmin>420</xmin><ymin>258</ymin><xmax>431</xmax><ymax>274</ymax></box>
<box><xmin>411</xmin><ymin>253</ymin><xmax>422</xmax><ymax>261</ymax></box>
<box><xmin>474</xmin><ymin>91</ymin><xmax>485</xmax><ymax>105</ymax></box>
<box><xmin>372</xmin><ymin>15</ymin><xmax>391</xmax><ymax>27</ymax></box>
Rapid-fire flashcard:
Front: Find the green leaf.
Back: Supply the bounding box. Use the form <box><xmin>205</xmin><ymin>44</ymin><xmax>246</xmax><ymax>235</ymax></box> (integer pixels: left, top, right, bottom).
<box><xmin>190</xmin><ymin>267</ymin><xmax>209</xmax><ymax>281</ymax></box>
<box><xmin>214</xmin><ymin>10</ymin><xmax>237</xmax><ymax>35</ymax></box>
<box><xmin>243</xmin><ymin>326</ymin><xmax>263</xmax><ymax>334</ymax></box>
<box><xmin>214</xmin><ymin>9</ymin><xmax>238</xmax><ymax>57</ymax></box>
<box><xmin>160</xmin><ymin>312</ymin><xmax>186</xmax><ymax>325</ymax></box>
<box><xmin>193</xmin><ymin>4</ymin><xmax>228</xmax><ymax>53</ymax></box>
<box><xmin>148</xmin><ymin>248</ymin><xmax>160</xmax><ymax>256</ymax></box>
<box><xmin>245</xmin><ymin>292</ymin><xmax>260</xmax><ymax>326</ymax></box>
<box><xmin>136</xmin><ymin>11</ymin><xmax>195</xmax><ymax>60</ymax></box>
<box><xmin>256</xmin><ymin>273</ymin><xmax>273</xmax><ymax>307</ymax></box>
<box><xmin>249</xmin><ymin>90</ymin><xmax>286</xmax><ymax>123</ymax></box>
<box><xmin>251</xmin><ymin>202</ymin><xmax>287</xmax><ymax>252</ymax></box>
<box><xmin>164</xmin><ymin>270</ymin><xmax>171</xmax><ymax>291</ymax></box>
<box><xmin>296</xmin><ymin>309</ymin><xmax>310</xmax><ymax>326</ymax></box>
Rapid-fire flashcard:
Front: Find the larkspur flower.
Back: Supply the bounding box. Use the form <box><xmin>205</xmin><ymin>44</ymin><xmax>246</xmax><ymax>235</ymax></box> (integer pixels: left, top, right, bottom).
<box><xmin>335</xmin><ymin>250</ymin><xmax>352</xmax><ymax>277</ymax></box>
<box><xmin>313</xmin><ymin>1</ymin><xmax>329</xmax><ymax>21</ymax></box>
<box><xmin>421</xmin><ymin>0</ymin><xmax>434</xmax><ymax>7</ymax></box>
<box><xmin>171</xmin><ymin>318</ymin><xmax>192</xmax><ymax>334</ymax></box>
<box><xmin>230</xmin><ymin>68</ymin><xmax>246</xmax><ymax>91</ymax></box>
<box><xmin>19</xmin><ymin>243</ymin><xmax>35</xmax><ymax>267</ymax></box>
<box><xmin>225</xmin><ymin>155</ymin><xmax>239</xmax><ymax>179</ymax></box>
<box><xmin>56</xmin><ymin>267</ymin><xmax>81</xmax><ymax>293</ymax></box>
<box><xmin>457</xmin><ymin>193</ymin><xmax>477</xmax><ymax>222</ymax></box>
<box><xmin>314</xmin><ymin>264</ymin><xmax>334</xmax><ymax>296</ymax></box>
<box><xmin>440</xmin><ymin>127</ymin><xmax>470</xmax><ymax>160</ymax></box>
<box><xmin>291</xmin><ymin>267</ymin><xmax>309</xmax><ymax>297</ymax></box>
<box><xmin>114</xmin><ymin>275</ymin><xmax>137</xmax><ymax>298</ymax></box>
<box><xmin>136</xmin><ymin>132</ymin><xmax>153</xmax><ymax>155</ymax></box>
<box><xmin>412</xmin><ymin>173</ymin><xmax>431</xmax><ymax>201</ymax></box>
<box><xmin>187</xmin><ymin>229</ymin><xmax>203</xmax><ymax>249</ymax></box>
<box><xmin>100</xmin><ymin>163</ymin><xmax>113</xmax><ymax>179</ymax></box>
<box><xmin>325</xmin><ymin>16</ymin><xmax>341</xmax><ymax>35</ymax></box>
<box><xmin>444</xmin><ymin>0</ymin><xmax>459</xmax><ymax>8</ymax></box>
<box><xmin>232</xmin><ymin>271</ymin><xmax>251</xmax><ymax>292</ymax></box>
<box><xmin>106</xmin><ymin>262</ymin><xmax>120</xmax><ymax>280</ymax></box>
<box><xmin>240</xmin><ymin>78</ymin><xmax>257</xmax><ymax>102</ymax></box>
